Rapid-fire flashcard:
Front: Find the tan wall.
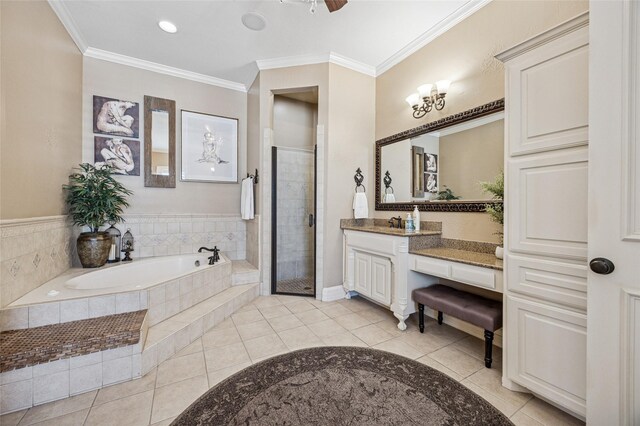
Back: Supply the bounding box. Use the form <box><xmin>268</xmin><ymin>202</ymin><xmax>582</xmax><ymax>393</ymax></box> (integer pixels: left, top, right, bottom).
<box><xmin>325</xmin><ymin>63</ymin><xmax>376</xmax><ymax>287</ymax></box>
<box><xmin>373</xmin><ymin>0</ymin><xmax>588</xmax><ymax>243</ymax></box>
<box><xmin>273</xmin><ymin>96</ymin><xmax>316</xmax><ymax>150</ymax></box>
<box><xmin>440</xmin><ymin>119</ymin><xmax>504</xmax><ymax>200</ymax></box>
<box><xmin>0</xmin><ymin>1</ymin><xmax>83</xmax><ymax>219</ymax></box>
<box><xmin>82</xmin><ymin>57</ymin><xmax>247</xmax><ymax>214</ymax></box>
<box><xmin>247</xmin><ymin>75</ymin><xmax>261</xmax><ymax>214</ymax></box>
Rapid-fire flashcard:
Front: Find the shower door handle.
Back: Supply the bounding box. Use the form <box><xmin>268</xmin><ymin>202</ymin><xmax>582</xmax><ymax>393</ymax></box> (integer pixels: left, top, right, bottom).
<box><xmin>308</xmin><ymin>214</ymin><xmax>315</xmax><ymax>227</ymax></box>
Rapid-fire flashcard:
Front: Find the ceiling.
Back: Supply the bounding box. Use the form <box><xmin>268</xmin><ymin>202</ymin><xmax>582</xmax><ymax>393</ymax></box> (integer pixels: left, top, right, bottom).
<box><xmin>57</xmin><ymin>0</ymin><xmax>484</xmax><ymax>89</ymax></box>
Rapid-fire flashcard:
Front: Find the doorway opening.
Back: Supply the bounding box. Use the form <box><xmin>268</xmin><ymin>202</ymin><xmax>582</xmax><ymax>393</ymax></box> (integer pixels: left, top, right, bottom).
<box><xmin>271</xmin><ymin>90</ymin><xmax>318</xmax><ymax>297</ymax></box>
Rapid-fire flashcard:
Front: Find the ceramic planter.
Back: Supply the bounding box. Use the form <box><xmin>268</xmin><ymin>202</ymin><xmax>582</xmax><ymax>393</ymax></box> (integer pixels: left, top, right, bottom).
<box><xmin>77</xmin><ymin>232</ymin><xmax>111</xmax><ymax>268</ymax></box>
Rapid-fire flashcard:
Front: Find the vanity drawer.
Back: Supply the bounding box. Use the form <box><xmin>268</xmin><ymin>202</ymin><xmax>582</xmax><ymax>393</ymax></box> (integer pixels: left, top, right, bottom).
<box><xmin>413</xmin><ymin>257</ymin><xmax>451</xmax><ymax>278</ymax></box>
<box><xmin>451</xmin><ymin>264</ymin><xmax>495</xmax><ymax>290</ymax></box>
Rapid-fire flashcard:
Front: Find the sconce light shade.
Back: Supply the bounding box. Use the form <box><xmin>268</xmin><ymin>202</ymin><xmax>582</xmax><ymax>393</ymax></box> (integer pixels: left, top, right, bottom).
<box><xmin>405</xmin><ymin>94</ymin><xmax>420</xmax><ymax>108</ymax></box>
<box><xmin>436</xmin><ymin>80</ymin><xmax>451</xmax><ymax>95</ymax></box>
<box><xmin>417</xmin><ymin>84</ymin><xmax>433</xmax><ymax>99</ymax></box>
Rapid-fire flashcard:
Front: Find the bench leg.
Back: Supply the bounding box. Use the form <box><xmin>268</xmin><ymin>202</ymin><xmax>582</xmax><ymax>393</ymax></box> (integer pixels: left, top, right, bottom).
<box><xmin>437</xmin><ymin>311</ymin><xmax>443</xmax><ymax>325</ymax></box>
<box><xmin>484</xmin><ymin>330</ymin><xmax>494</xmax><ymax>368</ymax></box>
<box><xmin>418</xmin><ymin>304</ymin><xmax>425</xmax><ymax>333</ymax></box>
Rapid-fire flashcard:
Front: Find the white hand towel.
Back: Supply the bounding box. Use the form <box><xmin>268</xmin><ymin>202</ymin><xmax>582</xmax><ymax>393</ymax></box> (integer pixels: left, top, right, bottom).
<box><xmin>241</xmin><ymin>177</ymin><xmax>254</xmax><ymax>220</ymax></box>
<box><xmin>383</xmin><ymin>193</ymin><xmax>396</xmax><ymax>203</ymax></box>
<box><xmin>353</xmin><ymin>192</ymin><xmax>369</xmax><ymax>219</ymax></box>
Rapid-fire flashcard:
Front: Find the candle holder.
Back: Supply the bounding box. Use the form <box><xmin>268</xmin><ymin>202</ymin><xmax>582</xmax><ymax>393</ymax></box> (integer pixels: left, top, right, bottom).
<box><xmin>105</xmin><ymin>223</ymin><xmax>121</xmax><ymax>263</ymax></box>
<box><xmin>121</xmin><ymin>228</ymin><xmax>134</xmax><ymax>262</ymax></box>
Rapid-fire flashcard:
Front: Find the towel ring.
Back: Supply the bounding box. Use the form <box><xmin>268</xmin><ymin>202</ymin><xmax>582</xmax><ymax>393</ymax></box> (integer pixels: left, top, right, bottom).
<box><xmin>356</xmin><ymin>185</ymin><xmax>366</xmax><ymax>193</ymax></box>
<box><xmin>354</xmin><ymin>167</ymin><xmax>365</xmax><ymax>192</ymax></box>
<box><xmin>385</xmin><ymin>186</ymin><xmax>394</xmax><ymax>194</ymax></box>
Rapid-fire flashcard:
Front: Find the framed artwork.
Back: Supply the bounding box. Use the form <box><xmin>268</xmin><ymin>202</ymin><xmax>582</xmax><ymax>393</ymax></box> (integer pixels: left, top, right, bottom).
<box><xmin>94</xmin><ymin>136</ymin><xmax>140</xmax><ymax>176</ymax></box>
<box><xmin>425</xmin><ymin>153</ymin><xmax>438</xmax><ymax>173</ymax></box>
<box><xmin>93</xmin><ymin>96</ymin><xmax>140</xmax><ymax>138</ymax></box>
<box><xmin>181</xmin><ymin>110</ymin><xmax>238</xmax><ymax>183</ymax></box>
<box><xmin>425</xmin><ymin>173</ymin><xmax>438</xmax><ymax>193</ymax></box>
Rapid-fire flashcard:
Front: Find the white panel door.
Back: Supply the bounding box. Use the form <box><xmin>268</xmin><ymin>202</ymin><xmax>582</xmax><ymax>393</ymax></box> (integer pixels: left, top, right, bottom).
<box><xmin>354</xmin><ymin>252</ymin><xmax>371</xmax><ymax>296</ymax></box>
<box><xmin>588</xmin><ymin>2</ymin><xmax>640</xmax><ymax>423</ymax></box>
<box><xmin>370</xmin><ymin>255</ymin><xmax>391</xmax><ymax>305</ymax></box>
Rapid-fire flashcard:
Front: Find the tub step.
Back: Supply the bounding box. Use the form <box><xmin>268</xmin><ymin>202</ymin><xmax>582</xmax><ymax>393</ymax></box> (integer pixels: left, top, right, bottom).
<box><xmin>141</xmin><ymin>282</ymin><xmax>259</xmax><ymax>374</ymax></box>
<box><xmin>231</xmin><ymin>260</ymin><xmax>260</xmax><ymax>286</ymax></box>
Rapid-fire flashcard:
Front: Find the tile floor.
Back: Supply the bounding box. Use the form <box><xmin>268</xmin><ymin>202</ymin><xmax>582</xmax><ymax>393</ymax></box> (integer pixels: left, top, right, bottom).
<box><xmin>1</xmin><ymin>295</ymin><xmax>585</xmax><ymax>426</ymax></box>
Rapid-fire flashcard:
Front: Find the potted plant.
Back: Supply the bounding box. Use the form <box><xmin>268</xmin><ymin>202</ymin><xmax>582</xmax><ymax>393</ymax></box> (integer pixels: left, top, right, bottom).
<box><xmin>63</xmin><ymin>163</ymin><xmax>132</xmax><ymax>268</ymax></box>
<box><xmin>480</xmin><ymin>170</ymin><xmax>504</xmax><ymax>259</ymax></box>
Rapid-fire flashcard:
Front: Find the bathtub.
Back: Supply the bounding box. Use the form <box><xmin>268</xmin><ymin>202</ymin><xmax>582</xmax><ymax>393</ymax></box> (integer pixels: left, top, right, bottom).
<box><xmin>66</xmin><ymin>253</ymin><xmax>224</xmax><ymax>291</ymax></box>
<box><xmin>6</xmin><ymin>253</ymin><xmax>233</xmax><ymax>329</ymax></box>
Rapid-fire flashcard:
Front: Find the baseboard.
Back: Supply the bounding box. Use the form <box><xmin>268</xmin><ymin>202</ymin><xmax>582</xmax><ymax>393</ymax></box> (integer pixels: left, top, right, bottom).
<box><xmin>322</xmin><ymin>285</ymin><xmax>346</xmax><ymax>302</ymax></box>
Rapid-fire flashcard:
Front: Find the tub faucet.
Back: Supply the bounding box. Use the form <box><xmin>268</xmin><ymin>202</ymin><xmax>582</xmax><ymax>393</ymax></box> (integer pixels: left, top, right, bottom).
<box><xmin>198</xmin><ymin>247</ymin><xmax>215</xmax><ymax>253</ymax></box>
<box><xmin>202</xmin><ymin>246</ymin><xmax>220</xmax><ymax>265</ymax></box>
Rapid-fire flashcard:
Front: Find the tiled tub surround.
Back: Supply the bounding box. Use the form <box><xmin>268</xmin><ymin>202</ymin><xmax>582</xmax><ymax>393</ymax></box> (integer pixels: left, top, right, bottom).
<box><xmin>1</xmin><ymin>254</ymin><xmax>233</xmax><ymax>331</ymax></box>
<box><xmin>245</xmin><ymin>215</ymin><xmax>260</xmax><ymax>269</ymax></box>
<box><xmin>0</xmin><ymin>311</ymin><xmax>148</xmax><ymax>415</ymax></box>
<box><xmin>105</xmin><ymin>214</ymin><xmax>247</xmax><ymax>263</ymax></box>
<box><xmin>0</xmin><ymin>216</ymin><xmax>75</xmax><ymax>308</ymax></box>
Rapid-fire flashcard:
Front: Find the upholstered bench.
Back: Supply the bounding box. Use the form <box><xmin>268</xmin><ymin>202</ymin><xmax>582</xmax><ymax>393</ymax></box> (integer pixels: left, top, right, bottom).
<box><xmin>412</xmin><ymin>284</ymin><xmax>502</xmax><ymax>368</ymax></box>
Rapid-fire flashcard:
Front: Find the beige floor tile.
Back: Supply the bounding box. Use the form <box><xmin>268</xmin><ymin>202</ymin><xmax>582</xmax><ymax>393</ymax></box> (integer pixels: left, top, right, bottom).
<box><xmin>278</xmin><ymin>326</ymin><xmax>323</xmax><ymax>350</ymax></box>
<box><xmin>0</xmin><ymin>409</ymin><xmax>26</xmax><ymax>426</ymax></box>
<box><xmin>452</xmin><ymin>335</ymin><xmax>503</xmax><ymax>366</ymax></box>
<box><xmin>510</xmin><ymin>411</ymin><xmax>545</xmax><ymax>426</ymax></box>
<box><xmin>461</xmin><ymin>380</ymin><xmax>522</xmax><ymax>417</ymax></box>
<box><xmin>357</xmin><ymin>307</ymin><xmax>393</xmax><ymax>323</ymax></box>
<box><xmin>30</xmin><ymin>408</ymin><xmax>89</xmax><ymax>426</ymax></box>
<box><xmin>295</xmin><ymin>309</ymin><xmax>330</xmax><ymax>325</ymax></box>
<box><xmin>231</xmin><ymin>309</ymin><xmax>264</xmax><ymax>325</ymax></box>
<box><xmin>422</xmin><ymin>320</ymin><xmax>468</xmax><ymax>345</ymax></box>
<box><xmin>85</xmin><ymin>389</ymin><xmax>153</xmax><ymax>426</ymax></box>
<box><xmin>285</xmin><ymin>300</ymin><xmax>316</xmax><ymax>313</ymax></box>
<box><xmin>519</xmin><ymin>398</ymin><xmax>585</xmax><ymax>426</ymax></box>
<box><xmin>201</xmin><ymin>326</ymin><xmax>242</xmax><ymax>349</ymax></box>
<box><xmin>339</xmin><ymin>298</ymin><xmax>372</xmax><ymax>312</ymax></box>
<box><xmin>156</xmin><ymin>352</ymin><xmax>206</xmax><ymax>388</ymax></box>
<box><xmin>307</xmin><ymin>298</ymin><xmax>330</xmax><ymax>308</ymax></box>
<box><xmin>317</xmin><ymin>304</ymin><xmax>353</xmax><ymax>318</ymax></box>
<box><xmin>150</xmin><ymin>375</ymin><xmax>208</xmax><ymax>424</ymax></box>
<box><xmin>321</xmin><ymin>332</ymin><xmax>367</xmax><ymax>347</ymax></box>
<box><xmin>372</xmin><ymin>337</ymin><xmax>427</xmax><ymax>359</ymax></box>
<box><xmin>375</xmin><ymin>318</ymin><xmax>417</xmax><ymax>337</ymax></box>
<box><xmin>203</xmin><ymin>342</ymin><xmax>251</xmax><ymax>372</ymax></box>
<box><xmin>207</xmin><ymin>362</ymin><xmax>252</xmax><ymax>388</ymax></box>
<box><xmin>19</xmin><ymin>390</ymin><xmax>97</xmax><ymax>425</ymax></box>
<box><xmin>236</xmin><ymin>319</ymin><xmax>276</xmax><ymax>341</ymax></box>
<box><xmin>235</xmin><ymin>303</ymin><xmax>259</xmax><ymax>313</ymax></box>
<box><xmin>350</xmin><ymin>323</ymin><xmax>394</xmax><ymax>346</ymax></box>
<box><xmin>252</xmin><ymin>296</ymin><xmax>283</xmax><ymax>308</ymax></box>
<box><xmin>257</xmin><ymin>304</ymin><xmax>291</xmax><ymax>319</ymax></box>
<box><xmin>266</xmin><ymin>313</ymin><xmax>304</xmax><ymax>332</ymax></box>
<box><xmin>306</xmin><ymin>318</ymin><xmax>348</xmax><ymax>338</ymax></box>
<box><xmin>333</xmin><ymin>312</ymin><xmax>372</xmax><ymax>331</ymax></box>
<box><xmin>243</xmin><ymin>334</ymin><xmax>289</xmax><ymax>361</ymax></box>
<box><xmin>415</xmin><ymin>355</ymin><xmax>464</xmax><ymax>382</ymax></box>
<box><xmin>213</xmin><ymin>318</ymin><xmax>236</xmax><ymax>330</ymax></box>
<box><xmin>171</xmin><ymin>338</ymin><xmax>203</xmax><ymax>359</ymax></box>
<box><xmin>276</xmin><ymin>295</ymin><xmax>306</xmax><ymax>304</ymax></box>
<box><xmin>466</xmin><ymin>367</ymin><xmax>531</xmax><ymax>408</ymax></box>
<box><xmin>398</xmin><ymin>329</ymin><xmax>451</xmax><ymax>354</ymax></box>
<box><xmin>94</xmin><ymin>369</ymin><xmax>157</xmax><ymax>406</ymax></box>
<box><xmin>428</xmin><ymin>346</ymin><xmax>484</xmax><ymax>378</ymax></box>
<box><xmin>150</xmin><ymin>417</ymin><xmax>176</xmax><ymax>426</ymax></box>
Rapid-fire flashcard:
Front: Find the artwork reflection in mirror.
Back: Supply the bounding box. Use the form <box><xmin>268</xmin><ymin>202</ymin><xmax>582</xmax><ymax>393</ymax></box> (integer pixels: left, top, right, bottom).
<box><xmin>380</xmin><ymin>113</ymin><xmax>504</xmax><ymax>203</ymax></box>
<box><xmin>151</xmin><ymin>110</ymin><xmax>170</xmax><ymax>176</ymax></box>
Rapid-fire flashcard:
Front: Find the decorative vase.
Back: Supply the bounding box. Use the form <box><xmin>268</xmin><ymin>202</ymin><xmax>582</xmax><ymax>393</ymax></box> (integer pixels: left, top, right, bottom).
<box><xmin>495</xmin><ymin>246</ymin><xmax>504</xmax><ymax>259</ymax></box>
<box><xmin>76</xmin><ymin>232</ymin><xmax>112</xmax><ymax>268</ymax></box>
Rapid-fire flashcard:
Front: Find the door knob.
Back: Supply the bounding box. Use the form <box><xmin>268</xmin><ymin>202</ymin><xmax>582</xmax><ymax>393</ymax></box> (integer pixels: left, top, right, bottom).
<box><xmin>589</xmin><ymin>257</ymin><xmax>615</xmax><ymax>275</ymax></box>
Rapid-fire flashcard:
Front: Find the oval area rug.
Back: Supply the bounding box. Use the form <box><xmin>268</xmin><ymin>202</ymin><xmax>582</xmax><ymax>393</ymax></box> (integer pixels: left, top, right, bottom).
<box><xmin>172</xmin><ymin>346</ymin><xmax>513</xmax><ymax>425</ymax></box>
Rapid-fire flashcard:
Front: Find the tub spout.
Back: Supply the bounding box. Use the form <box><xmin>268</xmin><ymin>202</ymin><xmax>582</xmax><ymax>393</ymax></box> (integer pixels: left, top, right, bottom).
<box><xmin>198</xmin><ymin>247</ymin><xmax>215</xmax><ymax>253</ymax></box>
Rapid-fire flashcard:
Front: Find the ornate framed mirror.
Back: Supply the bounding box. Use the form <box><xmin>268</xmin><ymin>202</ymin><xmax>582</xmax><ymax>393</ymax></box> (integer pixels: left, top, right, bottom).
<box><xmin>376</xmin><ymin>99</ymin><xmax>505</xmax><ymax>212</ymax></box>
<box><xmin>144</xmin><ymin>95</ymin><xmax>176</xmax><ymax>188</ymax></box>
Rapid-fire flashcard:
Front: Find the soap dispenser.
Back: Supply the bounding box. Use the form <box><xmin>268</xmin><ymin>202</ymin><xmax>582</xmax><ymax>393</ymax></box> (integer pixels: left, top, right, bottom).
<box><xmin>405</xmin><ymin>213</ymin><xmax>415</xmax><ymax>233</ymax></box>
<box><xmin>413</xmin><ymin>205</ymin><xmax>421</xmax><ymax>232</ymax></box>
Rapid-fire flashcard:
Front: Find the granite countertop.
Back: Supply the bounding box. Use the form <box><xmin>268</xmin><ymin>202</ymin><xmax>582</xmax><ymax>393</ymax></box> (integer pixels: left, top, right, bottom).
<box><xmin>410</xmin><ymin>247</ymin><xmax>503</xmax><ymax>271</ymax></box>
<box><xmin>340</xmin><ymin>223</ymin><xmax>442</xmax><ymax>237</ymax></box>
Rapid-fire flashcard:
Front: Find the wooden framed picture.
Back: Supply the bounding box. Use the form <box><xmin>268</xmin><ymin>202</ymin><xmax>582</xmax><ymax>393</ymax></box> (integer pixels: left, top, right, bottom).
<box><xmin>181</xmin><ymin>110</ymin><xmax>238</xmax><ymax>183</ymax></box>
<box><xmin>94</xmin><ymin>136</ymin><xmax>140</xmax><ymax>176</ymax></box>
<box><xmin>93</xmin><ymin>96</ymin><xmax>140</xmax><ymax>138</ymax></box>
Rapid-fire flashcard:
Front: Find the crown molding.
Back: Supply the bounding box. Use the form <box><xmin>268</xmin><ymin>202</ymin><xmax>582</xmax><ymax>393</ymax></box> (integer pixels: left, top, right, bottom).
<box><xmin>47</xmin><ymin>0</ymin><xmax>88</xmax><ymax>53</ymax></box>
<box><xmin>376</xmin><ymin>0</ymin><xmax>492</xmax><ymax>76</ymax></box>
<box><xmin>84</xmin><ymin>48</ymin><xmax>247</xmax><ymax>92</ymax></box>
<box><xmin>256</xmin><ymin>52</ymin><xmax>376</xmax><ymax>77</ymax></box>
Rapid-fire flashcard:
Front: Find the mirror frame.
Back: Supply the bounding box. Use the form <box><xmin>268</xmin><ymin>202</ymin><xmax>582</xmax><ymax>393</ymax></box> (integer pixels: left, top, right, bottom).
<box><xmin>375</xmin><ymin>98</ymin><xmax>505</xmax><ymax>212</ymax></box>
<box><xmin>144</xmin><ymin>95</ymin><xmax>176</xmax><ymax>188</ymax></box>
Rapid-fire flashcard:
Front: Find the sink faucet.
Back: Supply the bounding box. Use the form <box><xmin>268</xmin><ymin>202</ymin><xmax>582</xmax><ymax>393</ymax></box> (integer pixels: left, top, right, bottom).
<box><xmin>388</xmin><ymin>216</ymin><xmax>403</xmax><ymax>228</ymax></box>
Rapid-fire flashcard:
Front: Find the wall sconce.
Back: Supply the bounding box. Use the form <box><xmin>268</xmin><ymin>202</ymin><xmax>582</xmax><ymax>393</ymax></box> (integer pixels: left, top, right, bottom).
<box><xmin>405</xmin><ymin>80</ymin><xmax>451</xmax><ymax>119</ymax></box>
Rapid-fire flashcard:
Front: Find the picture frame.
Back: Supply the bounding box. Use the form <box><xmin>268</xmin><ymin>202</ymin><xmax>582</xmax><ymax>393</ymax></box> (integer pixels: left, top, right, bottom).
<box><xmin>424</xmin><ymin>153</ymin><xmax>438</xmax><ymax>173</ymax></box>
<box><xmin>94</xmin><ymin>136</ymin><xmax>140</xmax><ymax>176</ymax></box>
<box><xmin>425</xmin><ymin>172</ymin><xmax>438</xmax><ymax>193</ymax></box>
<box><xmin>181</xmin><ymin>110</ymin><xmax>238</xmax><ymax>183</ymax></box>
<box><xmin>93</xmin><ymin>96</ymin><xmax>140</xmax><ymax>138</ymax></box>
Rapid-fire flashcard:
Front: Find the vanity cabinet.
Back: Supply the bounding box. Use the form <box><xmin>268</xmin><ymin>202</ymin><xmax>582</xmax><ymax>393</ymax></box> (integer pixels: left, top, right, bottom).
<box><xmin>497</xmin><ymin>12</ymin><xmax>588</xmax><ymax>419</ymax></box>
<box><xmin>354</xmin><ymin>252</ymin><xmax>392</xmax><ymax>306</ymax></box>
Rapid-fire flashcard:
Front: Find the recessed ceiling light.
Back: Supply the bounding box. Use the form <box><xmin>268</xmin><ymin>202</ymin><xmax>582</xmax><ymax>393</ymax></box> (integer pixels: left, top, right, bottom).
<box><xmin>241</xmin><ymin>12</ymin><xmax>266</xmax><ymax>31</ymax></box>
<box><xmin>158</xmin><ymin>20</ymin><xmax>177</xmax><ymax>34</ymax></box>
